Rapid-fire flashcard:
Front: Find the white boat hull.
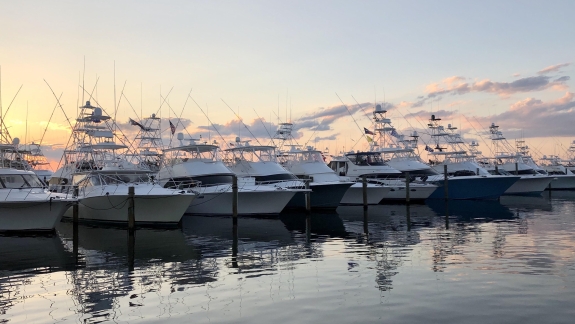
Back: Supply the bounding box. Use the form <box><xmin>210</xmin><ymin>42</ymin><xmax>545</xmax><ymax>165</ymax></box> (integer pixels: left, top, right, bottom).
<box><xmin>186</xmin><ymin>189</ymin><xmax>296</xmax><ymax>215</ymax></box>
<box><xmin>0</xmin><ymin>200</ymin><xmax>70</xmax><ymax>231</ymax></box>
<box><xmin>340</xmin><ymin>183</ymin><xmax>391</xmax><ymax>205</ymax></box>
<box><xmin>382</xmin><ymin>184</ymin><xmax>437</xmax><ymax>201</ymax></box>
<box><xmin>547</xmin><ymin>175</ymin><xmax>575</xmax><ymax>190</ymax></box>
<box><xmin>504</xmin><ymin>176</ymin><xmax>554</xmax><ymax>195</ymax></box>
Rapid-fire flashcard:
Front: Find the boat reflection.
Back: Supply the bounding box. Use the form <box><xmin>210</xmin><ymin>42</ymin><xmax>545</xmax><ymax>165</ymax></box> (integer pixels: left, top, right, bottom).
<box><xmin>56</xmin><ymin>222</ymin><xmax>211</xmax><ymax>323</ymax></box>
<box><xmin>0</xmin><ymin>233</ymin><xmax>80</xmax><ymax>320</ymax></box>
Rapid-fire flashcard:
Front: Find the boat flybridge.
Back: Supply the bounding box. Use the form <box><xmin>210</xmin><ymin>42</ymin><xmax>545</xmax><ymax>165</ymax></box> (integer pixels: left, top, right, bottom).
<box><xmin>273</xmin><ymin>122</ymin><xmax>354</xmax><ymax>208</ymax></box>
<box><xmin>538</xmin><ymin>155</ymin><xmax>575</xmax><ymax>190</ymax></box>
<box><xmin>365</xmin><ymin>105</ymin><xmax>438</xmax><ymax>201</ymax></box>
<box><xmin>49</xmin><ymin>101</ymin><xmax>195</xmax><ymax>225</ymax></box>
<box><xmin>425</xmin><ymin>115</ymin><xmax>519</xmax><ymax>199</ymax></box>
<box><xmin>127</xmin><ymin>114</ymin><xmax>164</xmax><ymax>172</ymax></box>
<box><xmin>21</xmin><ymin>142</ymin><xmax>54</xmax><ymax>184</ymax></box>
<box><xmin>474</xmin><ymin>124</ymin><xmax>554</xmax><ymax>195</ymax></box>
<box><xmin>157</xmin><ymin>133</ymin><xmax>297</xmax><ymax>215</ymax></box>
<box><xmin>1</xmin><ymin>164</ymin><xmax>74</xmax><ymax>232</ymax></box>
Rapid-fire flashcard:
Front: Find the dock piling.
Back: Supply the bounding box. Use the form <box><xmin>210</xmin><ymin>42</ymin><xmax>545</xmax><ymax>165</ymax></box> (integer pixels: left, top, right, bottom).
<box><xmin>305</xmin><ymin>180</ymin><xmax>311</xmax><ymax>213</ymax></box>
<box><xmin>443</xmin><ymin>165</ymin><xmax>449</xmax><ymax>200</ymax></box>
<box><xmin>128</xmin><ymin>186</ymin><xmax>135</xmax><ymax>232</ymax></box>
<box><xmin>362</xmin><ymin>175</ymin><xmax>368</xmax><ymax>210</ymax></box>
<box><xmin>405</xmin><ymin>172</ymin><xmax>410</xmax><ymax>204</ymax></box>
<box><xmin>232</xmin><ymin>175</ymin><xmax>238</xmax><ymax>225</ymax></box>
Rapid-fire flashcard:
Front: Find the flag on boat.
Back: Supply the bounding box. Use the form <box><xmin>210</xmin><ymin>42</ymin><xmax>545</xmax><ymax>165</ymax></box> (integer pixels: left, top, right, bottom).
<box><xmin>129</xmin><ymin>118</ymin><xmax>145</xmax><ymax>130</ymax></box>
<box><xmin>425</xmin><ymin>145</ymin><xmax>434</xmax><ymax>152</ymax></box>
<box><xmin>366</xmin><ymin>136</ymin><xmax>373</xmax><ymax>143</ymax></box>
<box><xmin>364</xmin><ymin>127</ymin><xmax>375</xmax><ymax>135</ymax></box>
<box><xmin>390</xmin><ymin>128</ymin><xmax>400</xmax><ymax>138</ymax></box>
<box><xmin>169</xmin><ymin>120</ymin><xmax>176</xmax><ymax>135</ymax></box>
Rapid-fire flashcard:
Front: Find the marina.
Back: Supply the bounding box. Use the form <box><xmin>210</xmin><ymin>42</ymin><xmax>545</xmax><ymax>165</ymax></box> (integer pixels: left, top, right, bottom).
<box><xmin>1</xmin><ymin>2</ymin><xmax>575</xmax><ymax>322</ymax></box>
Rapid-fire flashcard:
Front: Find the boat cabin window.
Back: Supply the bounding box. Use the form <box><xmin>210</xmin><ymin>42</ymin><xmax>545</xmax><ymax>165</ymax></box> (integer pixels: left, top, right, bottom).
<box><xmin>489</xmin><ymin>169</ymin><xmax>512</xmax><ymax>176</ymax></box>
<box><xmin>547</xmin><ymin>171</ymin><xmax>566</xmax><ymax>175</ymax></box>
<box><xmin>516</xmin><ymin>169</ymin><xmax>538</xmax><ymax>175</ymax></box>
<box><xmin>0</xmin><ymin>174</ymin><xmax>44</xmax><ymax>188</ymax></box>
<box><xmin>536</xmin><ymin>170</ymin><xmax>547</xmax><ymax>175</ymax></box>
<box><xmin>255</xmin><ymin>173</ymin><xmax>298</xmax><ymax>183</ymax></box>
<box><xmin>453</xmin><ymin>170</ymin><xmax>477</xmax><ymax>177</ymax></box>
<box><xmin>347</xmin><ymin>153</ymin><xmax>385</xmax><ymax>166</ymax></box>
<box><xmin>22</xmin><ymin>174</ymin><xmax>45</xmax><ymax>187</ymax></box>
<box><xmin>328</xmin><ymin>161</ymin><xmax>348</xmax><ymax>176</ymax></box>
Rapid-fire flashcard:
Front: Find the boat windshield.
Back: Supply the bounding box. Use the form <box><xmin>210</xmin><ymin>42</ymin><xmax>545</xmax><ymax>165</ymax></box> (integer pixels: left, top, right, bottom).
<box><xmin>348</xmin><ymin>153</ymin><xmax>386</xmax><ymax>166</ymax></box>
<box><xmin>0</xmin><ymin>173</ymin><xmax>45</xmax><ymax>189</ymax></box>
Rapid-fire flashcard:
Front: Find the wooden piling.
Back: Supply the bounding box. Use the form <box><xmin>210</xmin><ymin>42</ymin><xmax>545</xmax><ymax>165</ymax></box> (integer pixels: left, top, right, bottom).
<box><xmin>232</xmin><ymin>175</ymin><xmax>238</xmax><ymax>225</ymax></box>
<box><xmin>73</xmin><ymin>186</ymin><xmax>79</xmax><ymax>223</ymax></box>
<box><xmin>305</xmin><ymin>180</ymin><xmax>311</xmax><ymax>213</ymax></box>
<box><xmin>443</xmin><ymin>165</ymin><xmax>449</xmax><ymax>200</ymax></box>
<box><xmin>128</xmin><ymin>186</ymin><xmax>135</xmax><ymax>232</ymax></box>
<box><xmin>495</xmin><ymin>165</ymin><xmax>499</xmax><ymax>175</ymax></box>
<box><xmin>362</xmin><ymin>175</ymin><xmax>368</xmax><ymax>210</ymax></box>
<box><xmin>515</xmin><ymin>162</ymin><xmax>519</xmax><ymax>175</ymax></box>
<box><xmin>405</xmin><ymin>172</ymin><xmax>410</xmax><ymax>204</ymax></box>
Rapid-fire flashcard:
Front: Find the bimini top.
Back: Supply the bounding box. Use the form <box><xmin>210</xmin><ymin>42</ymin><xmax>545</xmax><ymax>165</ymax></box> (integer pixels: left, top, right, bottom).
<box><xmin>0</xmin><ymin>167</ymin><xmax>36</xmax><ymax>176</ymax></box>
<box><xmin>164</xmin><ymin>144</ymin><xmax>218</xmax><ymax>154</ymax></box>
<box><xmin>79</xmin><ymin>142</ymin><xmax>128</xmax><ymax>150</ymax></box>
<box><xmin>225</xmin><ymin>145</ymin><xmax>276</xmax><ymax>153</ymax></box>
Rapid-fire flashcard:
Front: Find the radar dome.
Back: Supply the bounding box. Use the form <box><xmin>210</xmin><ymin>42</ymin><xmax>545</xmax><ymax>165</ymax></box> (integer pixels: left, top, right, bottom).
<box><xmin>177</xmin><ymin>132</ymin><xmax>184</xmax><ymax>141</ymax></box>
<box><xmin>12</xmin><ymin>137</ymin><xmax>20</xmax><ymax>145</ymax></box>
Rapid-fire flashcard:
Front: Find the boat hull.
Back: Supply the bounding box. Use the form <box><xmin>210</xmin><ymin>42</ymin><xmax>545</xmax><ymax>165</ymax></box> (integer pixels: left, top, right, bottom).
<box><xmin>504</xmin><ymin>176</ymin><xmax>554</xmax><ymax>195</ymax></box>
<box><xmin>340</xmin><ymin>183</ymin><xmax>391</xmax><ymax>205</ymax></box>
<box><xmin>0</xmin><ymin>200</ymin><xmax>70</xmax><ymax>232</ymax></box>
<box><xmin>186</xmin><ymin>189</ymin><xmax>296</xmax><ymax>215</ymax></box>
<box><xmin>380</xmin><ymin>183</ymin><xmax>437</xmax><ymax>202</ymax></box>
<box><xmin>428</xmin><ymin>176</ymin><xmax>519</xmax><ymax>200</ymax></box>
<box><xmin>65</xmin><ymin>194</ymin><xmax>194</xmax><ymax>224</ymax></box>
<box><xmin>546</xmin><ymin>175</ymin><xmax>575</xmax><ymax>190</ymax></box>
<box><xmin>286</xmin><ymin>182</ymin><xmax>353</xmax><ymax>209</ymax></box>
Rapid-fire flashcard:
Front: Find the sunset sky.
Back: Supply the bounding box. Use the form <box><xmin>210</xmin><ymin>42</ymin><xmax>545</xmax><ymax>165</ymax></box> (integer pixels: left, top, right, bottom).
<box><xmin>1</xmin><ymin>0</ymin><xmax>574</xmax><ymax>169</ymax></box>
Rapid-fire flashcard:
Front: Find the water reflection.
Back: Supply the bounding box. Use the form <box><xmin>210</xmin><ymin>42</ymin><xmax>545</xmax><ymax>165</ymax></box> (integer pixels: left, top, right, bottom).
<box><xmin>0</xmin><ymin>196</ymin><xmax>574</xmax><ymax>323</ymax></box>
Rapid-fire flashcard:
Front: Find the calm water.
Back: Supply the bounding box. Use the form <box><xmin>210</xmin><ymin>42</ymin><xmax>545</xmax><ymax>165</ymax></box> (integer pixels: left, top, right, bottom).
<box><xmin>2</xmin><ymin>192</ymin><xmax>575</xmax><ymax>323</ymax></box>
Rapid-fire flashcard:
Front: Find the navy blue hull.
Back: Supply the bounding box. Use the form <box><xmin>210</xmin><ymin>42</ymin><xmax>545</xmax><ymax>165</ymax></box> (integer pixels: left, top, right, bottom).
<box><xmin>286</xmin><ymin>182</ymin><xmax>352</xmax><ymax>209</ymax></box>
<box><xmin>428</xmin><ymin>176</ymin><xmax>519</xmax><ymax>200</ymax></box>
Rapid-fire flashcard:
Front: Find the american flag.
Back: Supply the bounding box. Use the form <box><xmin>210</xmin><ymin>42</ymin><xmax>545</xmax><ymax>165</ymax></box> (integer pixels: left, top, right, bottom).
<box><xmin>364</xmin><ymin>127</ymin><xmax>375</xmax><ymax>135</ymax></box>
<box><xmin>390</xmin><ymin>128</ymin><xmax>400</xmax><ymax>138</ymax></box>
<box><xmin>129</xmin><ymin>118</ymin><xmax>145</xmax><ymax>130</ymax></box>
<box><xmin>425</xmin><ymin>145</ymin><xmax>434</xmax><ymax>152</ymax></box>
<box><xmin>169</xmin><ymin>120</ymin><xmax>176</xmax><ymax>135</ymax></box>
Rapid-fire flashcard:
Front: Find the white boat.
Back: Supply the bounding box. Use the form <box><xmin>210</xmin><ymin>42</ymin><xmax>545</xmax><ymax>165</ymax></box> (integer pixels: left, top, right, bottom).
<box><xmin>50</xmin><ymin>101</ymin><xmax>195</xmax><ymax>224</ymax></box>
<box><xmin>479</xmin><ymin>124</ymin><xmax>554</xmax><ymax>195</ymax></box>
<box><xmin>158</xmin><ymin>133</ymin><xmax>296</xmax><ymax>215</ymax></box>
<box><xmin>0</xmin><ymin>168</ymin><xmax>74</xmax><ymax>232</ymax></box>
<box><xmin>273</xmin><ymin>122</ymin><xmax>354</xmax><ymax>209</ymax></box>
<box><xmin>538</xmin><ymin>155</ymin><xmax>575</xmax><ymax>190</ymax></box>
<box><xmin>425</xmin><ymin>115</ymin><xmax>519</xmax><ymax>199</ymax></box>
<box><xmin>327</xmin><ymin>153</ymin><xmax>396</xmax><ymax>204</ymax></box>
<box><xmin>364</xmin><ymin>105</ymin><xmax>438</xmax><ymax>200</ymax></box>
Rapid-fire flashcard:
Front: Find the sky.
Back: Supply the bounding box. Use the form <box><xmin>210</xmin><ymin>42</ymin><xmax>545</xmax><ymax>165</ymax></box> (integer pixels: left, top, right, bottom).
<box><xmin>1</xmin><ymin>0</ymin><xmax>574</xmax><ymax>169</ymax></box>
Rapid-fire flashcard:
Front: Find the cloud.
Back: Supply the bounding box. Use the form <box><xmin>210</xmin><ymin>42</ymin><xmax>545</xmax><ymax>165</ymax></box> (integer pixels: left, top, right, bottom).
<box><xmin>476</xmin><ymin>92</ymin><xmax>575</xmax><ymax>138</ymax></box>
<box><xmin>412</xmin><ymin>73</ymin><xmax>570</xmax><ymax>108</ymax></box>
<box><xmin>314</xmin><ymin>133</ymin><xmax>339</xmax><ymax>142</ymax></box>
<box><xmin>404</xmin><ymin>109</ymin><xmax>458</xmax><ymax>120</ymax></box>
<box><xmin>537</xmin><ymin>63</ymin><xmax>570</xmax><ymax>75</ymax></box>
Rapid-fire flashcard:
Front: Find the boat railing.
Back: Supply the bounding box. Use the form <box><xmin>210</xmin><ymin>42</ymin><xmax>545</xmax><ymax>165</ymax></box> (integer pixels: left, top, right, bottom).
<box><xmin>2</xmin><ymin>186</ymin><xmax>77</xmax><ymax>201</ymax></box>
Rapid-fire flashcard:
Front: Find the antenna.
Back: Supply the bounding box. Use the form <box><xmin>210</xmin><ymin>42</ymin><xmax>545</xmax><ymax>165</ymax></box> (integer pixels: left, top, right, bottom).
<box><xmin>25</xmin><ymin>101</ymin><xmax>28</xmax><ymax>145</ymax></box>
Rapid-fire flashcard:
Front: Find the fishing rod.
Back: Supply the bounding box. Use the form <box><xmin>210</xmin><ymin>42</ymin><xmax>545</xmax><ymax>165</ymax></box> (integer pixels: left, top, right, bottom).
<box><xmin>221</xmin><ymin>98</ymin><xmax>263</xmax><ymax>146</ymax></box>
<box><xmin>189</xmin><ymin>95</ymin><xmax>228</xmax><ymax>149</ymax></box>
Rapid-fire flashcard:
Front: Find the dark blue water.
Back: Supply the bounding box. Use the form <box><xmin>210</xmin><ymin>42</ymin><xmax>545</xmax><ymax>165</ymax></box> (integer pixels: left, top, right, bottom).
<box><xmin>1</xmin><ymin>192</ymin><xmax>575</xmax><ymax>323</ymax></box>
